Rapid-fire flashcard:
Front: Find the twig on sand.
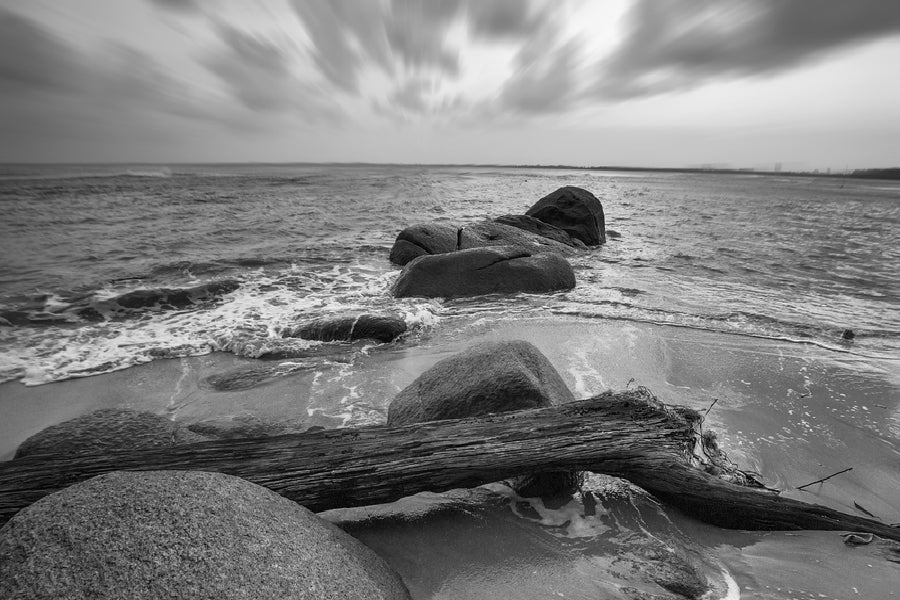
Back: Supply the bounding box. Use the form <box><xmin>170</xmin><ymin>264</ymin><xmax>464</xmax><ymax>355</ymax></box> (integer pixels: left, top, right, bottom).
<box><xmin>704</xmin><ymin>398</ymin><xmax>718</xmax><ymax>418</ymax></box>
<box><xmin>797</xmin><ymin>467</ymin><xmax>853</xmax><ymax>490</ymax></box>
<box><xmin>854</xmin><ymin>501</ymin><xmax>878</xmax><ymax>518</ymax></box>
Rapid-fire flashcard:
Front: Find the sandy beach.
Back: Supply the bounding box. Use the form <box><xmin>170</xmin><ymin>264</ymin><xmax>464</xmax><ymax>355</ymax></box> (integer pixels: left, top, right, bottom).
<box><xmin>3</xmin><ymin>319</ymin><xmax>898</xmax><ymax>597</ymax></box>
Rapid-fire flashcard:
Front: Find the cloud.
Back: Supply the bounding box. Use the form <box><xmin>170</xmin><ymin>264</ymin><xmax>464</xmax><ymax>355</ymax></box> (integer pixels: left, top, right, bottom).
<box><xmin>388</xmin><ymin>77</ymin><xmax>431</xmax><ymax>113</ymax></box>
<box><xmin>594</xmin><ymin>0</ymin><xmax>900</xmax><ymax>99</ymax></box>
<box><xmin>466</xmin><ymin>0</ymin><xmax>544</xmax><ymax>40</ymax></box>
<box><xmin>496</xmin><ymin>39</ymin><xmax>581</xmax><ymax>115</ymax></box>
<box><xmin>289</xmin><ymin>0</ymin><xmax>552</xmax><ymax>97</ymax></box>
<box><xmin>289</xmin><ymin>0</ymin><xmax>395</xmax><ymax>92</ymax></box>
<box><xmin>383</xmin><ymin>0</ymin><xmax>462</xmax><ymax>76</ymax></box>
<box><xmin>206</xmin><ymin>24</ymin><xmax>342</xmax><ymax>123</ymax></box>
<box><xmin>0</xmin><ymin>7</ymin><xmax>262</xmax><ymax>160</ymax></box>
<box><xmin>208</xmin><ymin>26</ymin><xmax>299</xmax><ymax>110</ymax></box>
<box><xmin>145</xmin><ymin>0</ymin><xmax>202</xmax><ymax>12</ymax></box>
<box><xmin>0</xmin><ymin>10</ymin><xmax>84</xmax><ymax>93</ymax></box>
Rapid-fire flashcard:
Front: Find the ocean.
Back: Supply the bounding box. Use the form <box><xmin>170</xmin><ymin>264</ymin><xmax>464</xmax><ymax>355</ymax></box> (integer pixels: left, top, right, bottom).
<box><xmin>1</xmin><ymin>164</ymin><xmax>897</xmax><ymax>386</ymax></box>
<box><xmin>1</xmin><ymin>164</ymin><xmax>899</xmax><ymax>597</ymax></box>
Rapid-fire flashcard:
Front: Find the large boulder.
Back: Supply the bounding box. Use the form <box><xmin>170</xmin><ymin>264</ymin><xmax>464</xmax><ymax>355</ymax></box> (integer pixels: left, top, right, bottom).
<box><xmin>389</xmin><ymin>223</ymin><xmax>458</xmax><ymax>265</ymax></box>
<box><xmin>493</xmin><ymin>214</ymin><xmax>580</xmax><ymax>247</ymax></box>
<box><xmin>391</xmin><ymin>245</ymin><xmax>575</xmax><ymax>299</ymax></box>
<box><xmin>458</xmin><ymin>221</ymin><xmax>574</xmax><ymax>255</ymax></box>
<box><xmin>283</xmin><ymin>314</ymin><xmax>407</xmax><ymax>343</ymax></box>
<box><xmin>387</xmin><ymin>340</ymin><xmax>574</xmax><ymax>424</ymax></box>
<box><xmin>526</xmin><ymin>186</ymin><xmax>607</xmax><ymax>246</ymax></box>
<box><xmin>14</xmin><ymin>408</ymin><xmax>206</xmax><ymax>459</ymax></box>
<box><xmin>0</xmin><ymin>471</ymin><xmax>411</xmax><ymax>600</ymax></box>
<box><xmin>387</xmin><ymin>340</ymin><xmax>578</xmax><ymax>497</ymax></box>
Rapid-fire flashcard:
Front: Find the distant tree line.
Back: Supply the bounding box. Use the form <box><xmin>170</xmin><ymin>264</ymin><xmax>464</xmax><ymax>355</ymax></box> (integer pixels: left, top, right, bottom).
<box><xmin>849</xmin><ymin>168</ymin><xmax>900</xmax><ymax>180</ymax></box>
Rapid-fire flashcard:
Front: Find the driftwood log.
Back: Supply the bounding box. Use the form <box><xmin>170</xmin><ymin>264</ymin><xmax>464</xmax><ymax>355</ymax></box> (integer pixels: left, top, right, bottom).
<box><xmin>1</xmin><ymin>389</ymin><xmax>897</xmax><ymax>540</ymax></box>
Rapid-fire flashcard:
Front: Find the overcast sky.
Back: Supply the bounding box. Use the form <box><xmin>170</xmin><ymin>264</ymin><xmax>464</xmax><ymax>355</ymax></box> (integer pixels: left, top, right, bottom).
<box><xmin>2</xmin><ymin>0</ymin><xmax>899</xmax><ymax>169</ymax></box>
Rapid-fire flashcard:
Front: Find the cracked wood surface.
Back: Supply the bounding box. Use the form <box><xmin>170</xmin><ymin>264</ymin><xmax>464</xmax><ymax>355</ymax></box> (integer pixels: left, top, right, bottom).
<box><xmin>0</xmin><ymin>392</ymin><xmax>897</xmax><ymax>541</ymax></box>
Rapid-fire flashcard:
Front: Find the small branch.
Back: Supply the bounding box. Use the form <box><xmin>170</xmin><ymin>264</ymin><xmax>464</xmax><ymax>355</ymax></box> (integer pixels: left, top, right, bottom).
<box><xmin>797</xmin><ymin>467</ymin><xmax>853</xmax><ymax>490</ymax></box>
<box><xmin>704</xmin><ymin>398</ymin><xmax>718</xmax><ymax>418</ymax></box>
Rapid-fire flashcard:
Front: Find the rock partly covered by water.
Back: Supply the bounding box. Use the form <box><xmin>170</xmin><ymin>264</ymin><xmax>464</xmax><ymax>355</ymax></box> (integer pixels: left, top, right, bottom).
<box><xmin>14</xmin><ymin>408</ymin><xmax>206</xmax><ymax>459</ymax></box>
<box><xmin>388</xmin><ymin>340</ymin><xmax>579</xmax><ymax>497</ymax></box>
<box><xmin>493</xmin><ymin>214</ymin><xmax>582</xmax><ymax>247</ymax></box>
<box><xmin>391</xmin><ymin>246</ymin><xmax>575</xmax><ymax>299</ymax></box>
<box><xmin>283</xmin><ymin>314</ymin><xmax>408</xmax><ymax>343</ymax></box>
<box><xmin>389</xmin><ymin>222</ymin><xmax>459</xmax><ymax>265</ymax></box>
<box><xmin>458</xmin><ymin>221</ymin><xmax>574</xmax><ymax>255</ymax></box>
<box><xmin>526</xmin><ymin>186</ymin><xmax>607</xmax><ymax>246</ymax></box>
<box><xmin>0</xmin><ymin>470</ymin><xmax>411</xmax><ymax>600</ymax></box>
<box><xmin>77</xmin><ymin>279</ymin><xmax>241</xmax><ymax>321</ymax></box>
<box><xmin>387</xmin><ymin>186</ymin><xmax>605</xmax><ymax>266</ymax></box>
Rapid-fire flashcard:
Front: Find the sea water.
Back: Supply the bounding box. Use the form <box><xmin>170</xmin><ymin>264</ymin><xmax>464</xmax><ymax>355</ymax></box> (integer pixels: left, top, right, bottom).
<box><xmin>1</xmin><ymin>164</ymin><xmax>899</xmax><ymax>597</ymax></box>
<box><xmin>1</xmin><ymin>164</ymin><xmax>897</xmax><ymax>386</ymax></box>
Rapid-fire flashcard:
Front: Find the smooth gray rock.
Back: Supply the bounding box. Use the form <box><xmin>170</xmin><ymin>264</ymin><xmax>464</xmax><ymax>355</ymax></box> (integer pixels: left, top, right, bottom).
<box><xmin>0</xmin><ymin>471</ymin><xmax>411</xmax><ymax>600</ymax></box>
<box><xmin>526</xmin><ymin>186</ymin><xmax>607</xmax><ymax>246</ymax></box>
<box><xmin>387</xmin><ymin>339</ymin><xmax>574</xmax><ymax>429</ymax></box>
<box><xmin>14</xmin><ymin>408</ymin><xmax>206</xmax><ymax>459</ymax></box>
<box><xmin>493</xmin><ymin>214</ymin><xmax>578</xmax><ymax>246</ymax></box>
<box><xmin>458</xmin><ymin>221</ymin><xmax>574</xmax><ymax>255</ymax></box>
<box><xmin>391</xmin><ymin>245</ymin><xmax>575</xmax><ymax>299</ymax></box>
<box><xmin>387</xmin><ymin>340</ymin><xmax>578</xmax><ymax>497</ymax></box>
<box><xmin>389</xmin><ymin>223</ymin><xmax>459</xmax><ymax>265</ymax></box>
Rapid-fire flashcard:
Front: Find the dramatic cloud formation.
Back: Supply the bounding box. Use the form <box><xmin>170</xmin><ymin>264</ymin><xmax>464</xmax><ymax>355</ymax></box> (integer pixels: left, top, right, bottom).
<box><xmin>286</xmin><ymin>0</ymin><xmax>554</xmax><ymax>114</ymax></box>
<box><xmin>0</xmin><ymin>10</ymin><xmax>83</xmax><ymax>93</ymax></box>
<box><xmin>1</xmin><ymin>0</ymin><xmax>899</xmax><ymax>165</ymax></box>
<box><xmin>205</xmin><ymin>23</ymin><xmax>339</xmax><ymax>122</ymax></box>
<box><xmin>595</xmin><ymin>0</ymin><xmax>900</xmax><ymax>99</ymax></box>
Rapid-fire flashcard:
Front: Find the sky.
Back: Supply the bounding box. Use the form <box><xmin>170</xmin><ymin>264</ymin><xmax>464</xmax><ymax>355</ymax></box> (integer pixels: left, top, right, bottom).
<box><xmin>1</xmin><ymin>0</ymin><xmax>899</xmax><ymax>170</ymax></box>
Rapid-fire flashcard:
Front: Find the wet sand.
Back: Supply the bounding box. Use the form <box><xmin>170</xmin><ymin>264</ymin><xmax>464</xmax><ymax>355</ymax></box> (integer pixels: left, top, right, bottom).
<box><xmin>1</xmin><ymin>320</ymin><xmax>898</xmax><ymax>597</ymax></box>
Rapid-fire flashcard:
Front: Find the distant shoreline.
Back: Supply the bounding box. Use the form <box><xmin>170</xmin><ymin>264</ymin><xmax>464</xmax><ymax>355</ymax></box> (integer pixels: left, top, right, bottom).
<box><xmin>2</xmin><ymin>162</ymin><xmax>898</xmax><ymax>181</ymax></box>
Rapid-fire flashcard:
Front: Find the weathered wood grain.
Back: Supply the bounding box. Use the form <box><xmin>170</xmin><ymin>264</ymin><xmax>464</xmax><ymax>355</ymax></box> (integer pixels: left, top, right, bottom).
<box><xmin>1</xmin><ymin>391</ymin><xmax>897</xmax><ymax>540</ymax></box>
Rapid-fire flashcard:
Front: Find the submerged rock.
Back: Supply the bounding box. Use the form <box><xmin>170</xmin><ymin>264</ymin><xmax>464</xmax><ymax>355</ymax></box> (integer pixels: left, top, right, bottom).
<box><xmin>391</xmin><ymin>245</ymin><xmax>575</xmax><ymax>299</ymax></box>
<box><xmin>389</xmin><ymin>223</ymin><xmax>459</xmax><ymax>265</ymax></box>
<box><xmin>493</xmin><ymin>214</ymin><xmax>579</xmax><ymax>246</ymax></box>
<box><xmin>388</xmin><ymin>340</ymin><xmax>579</xmax><ymax>497</ymax></box>
<box><xmin>14</xmin><ymin>408</ymin><xmax>206</xmax><ymax>459</ymax></box>
<box><xmin>77</xmin><ymin>279</ymin><xmax>240</xmax><ymax>321</ymax></box>
<box><xmin>526</xmin><ymin>186</ymin><xmax>607</xmax><ymax>246</ymax></box>
<box><xmin>114</xmin><ymin>279</ymin><xmax>240</xmax><ymax>309</ymax></box>
<box><xmin>0</xmin><ymin>471</ymin><xmax>411</xmax><ymax>600</ymax></box>
<box><xmin>284</xmin><ymin>314</ymin><xmax>407</xmax><ymax>343</ymax></box>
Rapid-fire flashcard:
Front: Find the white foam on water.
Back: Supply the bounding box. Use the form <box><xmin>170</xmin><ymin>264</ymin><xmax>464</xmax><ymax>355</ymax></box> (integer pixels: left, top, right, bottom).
<box><xmin>1</xmin><ymin>261</ymin><xmax>427</xmax><ymax>385</ymax></box>
<box><xmin>567</xmin><ymin>347</ymin><xmax>607</xmax><ymax>398</ymax></box>
<box><xmin>486</xmin><ymin>483</ymin><xmax>611</xmax><ymax>539</ymax></box>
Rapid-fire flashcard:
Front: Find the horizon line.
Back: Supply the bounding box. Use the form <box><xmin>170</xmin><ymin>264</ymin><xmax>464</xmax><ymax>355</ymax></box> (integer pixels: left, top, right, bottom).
<box><xmin>3</xmin><ymin>161</ymin><xmax>898</xmax><ymax>178</ymax></box>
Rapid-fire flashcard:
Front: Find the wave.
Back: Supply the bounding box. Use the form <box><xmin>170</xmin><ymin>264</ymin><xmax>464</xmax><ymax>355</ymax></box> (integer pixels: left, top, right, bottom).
<box><xmin>552</xmin><ymin>304</ymin><xmax>899</xmax><ymax>360</ymax></box>
<box><xmin>124</xmin><ymin>167</ymin><xmax>172</xmax><ymax>178</ymax></box>
<box><xmin>0</xmin><ymin>279</ymin><xmax>241</xmax><ymax>326</ymax></box>
<box><xmin>0</xmin><ymin>166</ymin><xmax>176</xmax><ymax>182</ymax></box>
